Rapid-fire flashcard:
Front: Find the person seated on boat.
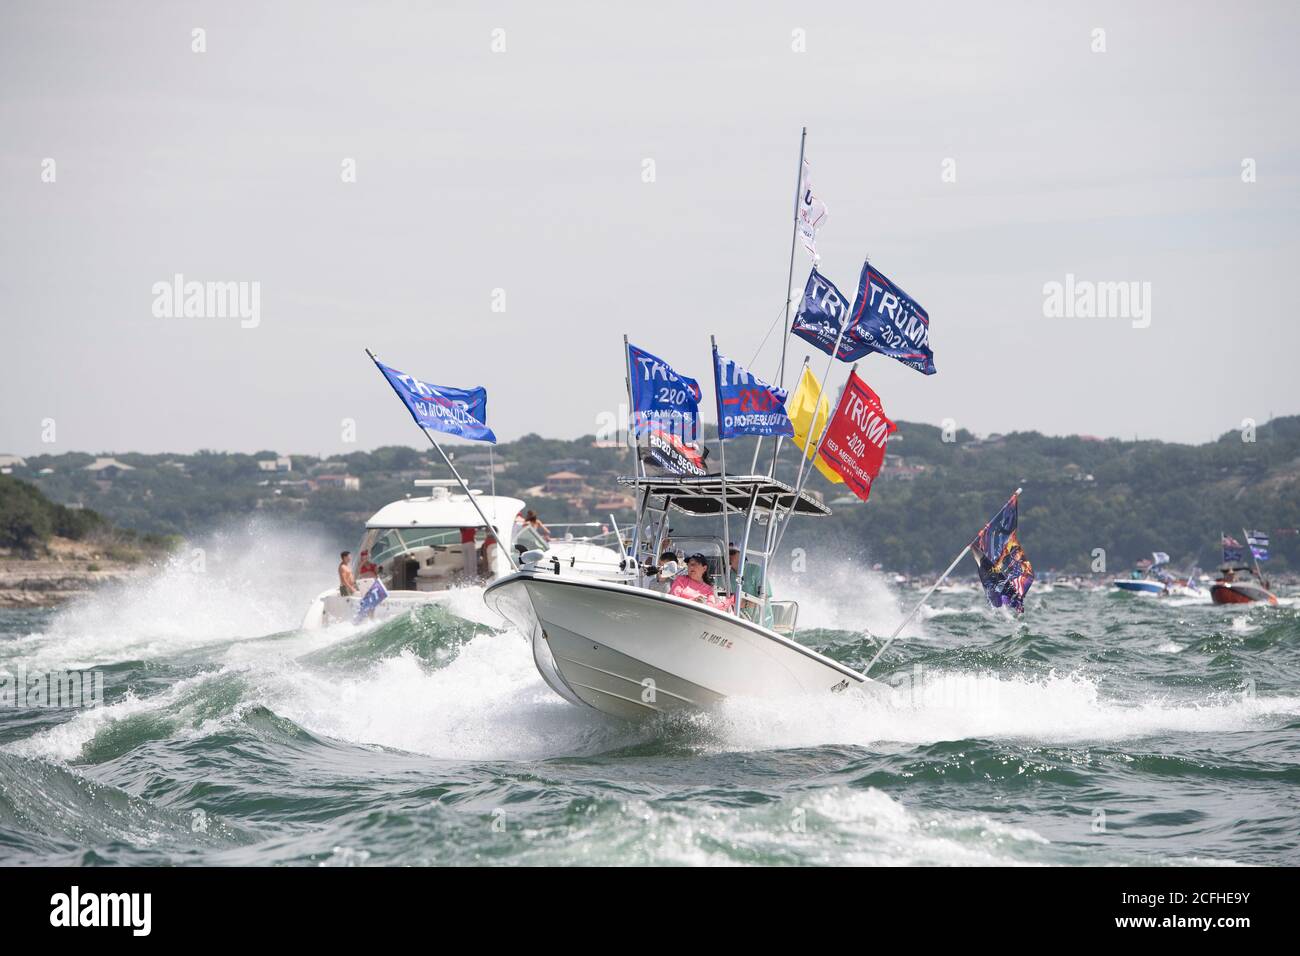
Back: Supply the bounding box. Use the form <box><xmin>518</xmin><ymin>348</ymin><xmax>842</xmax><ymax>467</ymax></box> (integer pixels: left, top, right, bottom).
<box><xmin>338</xmin><ymin>551</ymin><xmax>357</xmax><ymax>597</ymax></box>
<box><xmin>649</xmin><ymin>550</ymin><xmax>679</xmax><ymax>592</ymax></box>
<box><xmin>670</xmin><ymin>554</ymin><xmax>732</xmax><ymax>609</ymax></box>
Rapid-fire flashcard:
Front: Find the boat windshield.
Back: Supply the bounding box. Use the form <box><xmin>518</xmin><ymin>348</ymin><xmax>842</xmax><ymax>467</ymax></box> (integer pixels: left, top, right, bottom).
<box><xmin>356</xmin><ymin>526</ymin><xmax>499</xmax><ymax>592</ymax></box>
<box><xmin>514</xmin><ymin>524</ymin><xmax>549</xmax><ymax>553</ymax></box>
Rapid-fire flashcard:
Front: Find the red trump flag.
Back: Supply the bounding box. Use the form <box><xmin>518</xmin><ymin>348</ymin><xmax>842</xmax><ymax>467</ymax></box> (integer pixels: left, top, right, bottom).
<box><xmin>816</xmin><ymin>371</ymin><xmax>896</xmax><ymax>501</ymax></box>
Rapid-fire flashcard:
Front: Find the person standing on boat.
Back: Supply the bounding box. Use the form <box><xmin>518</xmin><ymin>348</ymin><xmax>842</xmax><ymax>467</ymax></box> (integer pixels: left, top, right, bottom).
<box><xmin>338</xmin><ymin>551</ymin><xmax>357</xmax><ymax>597</ymax></box>
<box><xmin>478</xmin><ymin>533</ymin><xmax>498</xmax><ymax>578</ymax></box>
<box><xmin>728</xmin><ymin>546</ymin><xmax>763</xmax><ymax>603</ymax></box>
<box><xmin>522</xmin><ymin>510</ymin><xmax>551</xmax><ymax>541</ymax></box>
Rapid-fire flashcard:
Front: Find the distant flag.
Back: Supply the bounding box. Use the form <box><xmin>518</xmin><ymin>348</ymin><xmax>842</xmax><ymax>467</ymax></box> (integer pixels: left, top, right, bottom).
<box><xmin>712</xmin><ymin>346</ymin><xmax>794</xmax><ymax>439</ymax></box>
<box><xmin>1222</xmin><ymin>535</ymin><xmax>1245</xmax><ymax>565</ymax></box>
<box><xmin>626</xmin><ymin>342</ymin><xmax>702</xmax><ymax>443</ymax></box>
<box><xmin>353</xmin><ymin>578</ymin><xmax>388</xmax><ymax>624</ymax></box>
<box><xmin>815</xmin><ymin>370</ymin><xmax>895</xmax><ymax>502</ymax></box>
<box><xmin>1152</xmin><ymin>551</ymin><xmax>1170</xmax><ymax>567</ymax></box>
<box><xmin>1247</xmin><ymin>530</ymin><xmax>1270</xmax><ymax>561</ymax></box>
<box><xmin>796</xmin><ymin>157</ymin><xmax>829</xmax><ymax>261</ymax></box>
<box><xmin>971</xmin><ymin>492</ymin><xmax>1034</xmax><ymax>614</ymax></box>
<box><xmin>374</xmin><ymin>361</ymin><xmax>496</xmax><ymax>443</ymax></box>
<box><xmin>787</xmin><ymin>365</ymin><xmax>843</xmax><ymax>485</ymax></box>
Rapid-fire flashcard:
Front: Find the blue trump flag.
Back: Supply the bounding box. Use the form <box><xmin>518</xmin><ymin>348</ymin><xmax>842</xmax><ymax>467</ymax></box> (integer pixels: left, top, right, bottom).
<box><xmin>354</xmin><ymin>578</ymin><xmax>388</xmax><ymax>623</ymax></box>
<box><xmin>790</xmin><ymin>264</ymin><xmax>937</xmax><ymax>376</ymax></box>
<box><xmin>712</xmin><ymin>346</ymin><xmax>793</xmax><ymax>439</ymax></box>
<box><xmin>791</xmin><ymin>268</ymin><xmax>858</xmax><ymax>360</ymax></box>
<box><xmin>844</xmin><ymin>260</ymin><xmax>937</xmax><ymax>375</ymax></box>
<box><xmin>374</xmin><ymin>360</ymin><xmax>496</xmax><ymax>443</ymax></box>
<box><xmin>626</xmin><ymin>342</ymin><xmax>701</xmax><ymax>442</ymax></box>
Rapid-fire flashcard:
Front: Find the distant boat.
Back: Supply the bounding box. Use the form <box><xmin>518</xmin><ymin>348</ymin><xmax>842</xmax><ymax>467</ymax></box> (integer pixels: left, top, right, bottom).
<box><xmin>1210</xmin><ymin>578</ymin><xmax>1278</xmax><ymax>605</ymax></box>
<box><xmin>1113</xmin><ymin>552</ymin><xmax>1174</xmax><ymax>595</ymax></box>
<box><xmin>1210</xmin><ymin>530</ymin><xmax>1278</xmax><ymax>605</ymax></box>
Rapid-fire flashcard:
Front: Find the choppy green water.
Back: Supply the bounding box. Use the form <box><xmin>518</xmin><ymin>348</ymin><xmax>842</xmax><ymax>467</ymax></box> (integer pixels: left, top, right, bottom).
<box><xmin>2</xmin><ymin>558</ymin><xmax>1297</xmax><ymax>866</ymax></box>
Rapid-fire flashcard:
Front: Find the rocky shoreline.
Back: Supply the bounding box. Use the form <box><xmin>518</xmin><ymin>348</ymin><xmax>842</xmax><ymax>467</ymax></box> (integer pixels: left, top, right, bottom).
<box><xmin>0</xmin><ymin>559</ymin><xmax>142</xmax><ymax>608</ymax></box>
<box><xmin>0</xmin><ymin>537</ymin><xmax>147</xmax><ymax>608</ymax></box>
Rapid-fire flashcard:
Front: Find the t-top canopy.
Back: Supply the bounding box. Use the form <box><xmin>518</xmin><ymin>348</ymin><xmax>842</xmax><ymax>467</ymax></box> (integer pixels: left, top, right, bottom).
<box><xmin>616</xmin><ymin>474</ymin><xmax>832</xmax><ymax>517</ymax></box>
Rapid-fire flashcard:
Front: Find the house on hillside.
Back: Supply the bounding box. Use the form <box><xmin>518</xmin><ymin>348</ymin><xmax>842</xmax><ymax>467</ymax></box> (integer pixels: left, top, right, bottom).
<box><xmin>591</xmin><ymin>492</ymin><xmax>636</xmax><ymax>512</ymax></box>
<box><xmin>544</xmin><ymin>471</ymin><xmax>587</xmax><ymax>496</ymax></box>
<box><xmin>879</xmin><ymin>455</ymin><xmax>927</xmax><ymax>481</ymax></box>
<box><xmin>0</xmin><ymin>454</ymin><xmax>26</xmax><ymax>475</ymax></box>
<box><xmin>83</xmin><ymin>457</ymin><xmax>135</xmax><ymax>480</ymax></box>
<box><xmin>257</xmin><ymin>455</ymin><xmax>293</xmax><ymax>473</ymax></box>
<box><xmin>314</xmin><ymin>474</ymin><xmax>361</xmax><ymax>491</ymax></box>
<box><xmin>550</xmin><ymin>458</ymin><xmax>591</xmax><ymax>471</ymax></box>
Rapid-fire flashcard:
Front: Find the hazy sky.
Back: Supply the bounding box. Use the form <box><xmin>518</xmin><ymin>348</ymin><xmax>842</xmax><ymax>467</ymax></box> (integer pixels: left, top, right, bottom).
<box><xmin>2</xmin><ymin>1</ymin><xmax>1297</xmax><ymax>456</ymax></box>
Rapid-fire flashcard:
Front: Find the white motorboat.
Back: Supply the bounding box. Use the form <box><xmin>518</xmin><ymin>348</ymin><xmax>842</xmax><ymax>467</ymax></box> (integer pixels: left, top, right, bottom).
<box><xmin>301</xmin><ymin>480</ymin><xmax>625</xmax><ymax>629</ymax></box>
<box><xmin>484</xmin><ymin>475</ymin><xmax>877</xmax><ymax>718</ymax></box>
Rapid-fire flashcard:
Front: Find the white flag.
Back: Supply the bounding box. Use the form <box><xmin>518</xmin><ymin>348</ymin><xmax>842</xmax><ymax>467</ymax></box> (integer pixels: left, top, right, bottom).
<box><xmin>797</xmin><ymin>157</ymin><xmax>828</xmax><ymax>260</ymax></box>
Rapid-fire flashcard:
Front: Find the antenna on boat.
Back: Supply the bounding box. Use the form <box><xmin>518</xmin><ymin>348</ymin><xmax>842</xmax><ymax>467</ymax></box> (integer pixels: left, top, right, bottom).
<box><xmin>364</xmin><ymin>347</ymin><xmax>517</xmax><ymax>571</ymax></box>
<box><xmin>776</xmin><ymin>127</ymin><xmax>807</xmax><ymax>393</ymax></box>
<box><xmin>767</xmin><ymin>127</ymin><xmax>809</xmax><ymax>479</ymax></box>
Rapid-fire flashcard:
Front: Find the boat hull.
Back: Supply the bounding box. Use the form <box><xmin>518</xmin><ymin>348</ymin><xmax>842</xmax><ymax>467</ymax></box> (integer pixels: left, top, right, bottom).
<box><xmin>1210</xmin><ymin>582</ymin><xmax>1278</xmax><ymax>606</ymax></box>
<box><xmin>301</xmin><ymin>585</ymin><xmax>472</xmax><ymax>629</ymax></box>
<box><xmin>1112</xmin><ymin>579</ymin><xmax>1166</xmax><ymax>595</ymax></box>
<box><xmin>483</xmin><ymin>571</ymin><xmax>869</xmax><ymax>719</ymax></box>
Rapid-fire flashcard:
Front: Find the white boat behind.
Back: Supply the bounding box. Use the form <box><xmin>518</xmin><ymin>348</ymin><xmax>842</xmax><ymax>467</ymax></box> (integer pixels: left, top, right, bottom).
<box><xmin>302</xmin><ymin>481</ymin><xmax>625</xmax><ymax>629</ymax></box>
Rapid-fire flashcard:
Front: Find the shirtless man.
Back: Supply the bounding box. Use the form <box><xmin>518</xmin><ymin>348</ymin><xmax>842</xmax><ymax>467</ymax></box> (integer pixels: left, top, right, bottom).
<box><xmin>338</xmin><ymin>551</ymin><xmax>357</xmax><ymax>596</ymax></box>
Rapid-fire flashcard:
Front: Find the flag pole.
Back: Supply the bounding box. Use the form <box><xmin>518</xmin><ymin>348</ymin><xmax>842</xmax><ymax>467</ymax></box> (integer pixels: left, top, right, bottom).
<box><xmin>863</xmin><ymin>487</ymin><xmax>1022</xmax><ymax>677</ymax></box>
<box><xmin>623</xmin><ymin>334</ymin><xmax>645</xmax><ymax>575</ymax></box>
<box><xmin>1243</xmin><ymin>526</ymin><xmax>1267</xmax><ymax>588</ymax></box>
<box><xmin>365</xmin><ymin>348</ymin><xmax>517</xmax><ymax>571</ymax></box>
<box><xmin>782</xmin><ymin>260</ymin><xmax>862</xmax><ymax>512</ymax></box>
<box><xmin>776</xmin><ymin>126</ymin><xmax>807</xmax><ymax>392</ymax></box>
<box><xmin>769</xmin><ymin>346</ymin><xmax>856</xmax><ymax>562</ymax></box>
<box><xmin>768</xmin><ymin>127</ymin><xmax>808</xmax><ymax>478</ymax></box>
<box><xmin>711</xmin><ymin>336</ymin><xmax>734</xmax><ymax>606</ymax></box>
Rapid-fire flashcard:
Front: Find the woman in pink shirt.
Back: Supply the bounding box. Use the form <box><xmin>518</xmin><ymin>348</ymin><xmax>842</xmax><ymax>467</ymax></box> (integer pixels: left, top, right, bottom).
<box><xmin>669</xmin><ymin>554</ymin><xmax>731</xmax><ymax>609</ymax></box>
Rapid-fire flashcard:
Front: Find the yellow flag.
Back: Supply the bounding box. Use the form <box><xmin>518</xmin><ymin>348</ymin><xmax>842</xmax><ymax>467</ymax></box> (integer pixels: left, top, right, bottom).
<box><xmin>788</xmin><ymin>365</ymin><xmax>844</xmax><ymax>485</ymax></box>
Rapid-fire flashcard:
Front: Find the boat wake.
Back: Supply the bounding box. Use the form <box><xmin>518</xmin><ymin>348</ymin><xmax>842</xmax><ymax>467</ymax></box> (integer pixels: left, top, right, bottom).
<box><xmin>9</xmin><ymin>538</ymin><xmax>1298</xmax><ymax>767</ymax></box>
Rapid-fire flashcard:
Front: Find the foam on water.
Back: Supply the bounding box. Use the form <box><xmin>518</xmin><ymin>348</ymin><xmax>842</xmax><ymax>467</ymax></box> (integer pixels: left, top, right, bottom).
<box><xmin>534</xmin><ymin>786</ymin><xmax>1061</xmax><ymax>866</ymax></box>
<box><xmin>771</xmin><ymin>559</ymin><xmax>914</xmax><ymax>638</ymax></box>
<box><xmin>704</xmin><ymin>670</ymin><xmax>1300</xmax><ymax>752</ymax></box>
<box><xmin>5</xmin><ymin>519</ymin><xmax>333</xmax><ymax>669</ymax></box>
<box><xmin>255</xmin><ymin>634</ymin><xmax>635</xmax><ymax>760</ymax></box>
